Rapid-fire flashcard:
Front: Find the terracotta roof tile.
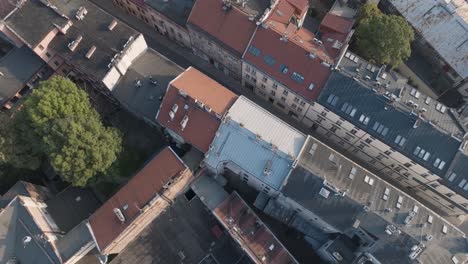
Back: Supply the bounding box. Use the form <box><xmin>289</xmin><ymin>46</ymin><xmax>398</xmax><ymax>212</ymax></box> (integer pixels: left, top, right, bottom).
<box><xmin>156</xmin><ymin>67</ymin><xmax>237</xmax><ymax>152</ymax></box>
<box><xmin>317</xmin><ymin>14</ymin><xmax>353</xmax><ymax>60</ymax></box>
<box><xmin>214</xmin><ymin>192</ymin><xmax>298</xmax><ymax>264</ymax></box>
<box><xmin>88</xmin><ymin>147</ymin><xmax>187</xmax><ymax>253</ymax></box>
<box><xmin>319</xmin><ymin>13</ymin><xmax>354</xmax><ymax>34</ymax></box>
<box><xmin>244</xmin><ymin>25</ymin><xmax>332</xmax><ymax>101</ymax></box>
<box><xmin>169</xmin><ymin>67</ymin><xmax>238</xmax><ymax>115</ymax></box>
<box><xmin>187</xmin><ymin>0</ymin><xmax>257</xmax><ymax>55</ymax></box>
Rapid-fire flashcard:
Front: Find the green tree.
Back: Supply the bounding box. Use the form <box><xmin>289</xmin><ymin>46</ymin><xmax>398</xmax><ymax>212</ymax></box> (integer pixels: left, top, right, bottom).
<box><xmin>14</xmin><ymin>76</ymin><xmax>122</xmax><ymax>186</ymax></box>
<box><xmin>355</xmin><ymin>12</ymin><xmax>414</xmax><ymax>67</ymax></box>
<box><xmin>357</xmin><ymin>3</ymin><xmax>382</xmax><ymax>24</ymax></box>
<box><xmin>0</xmin><ymin>113</ymin><xmax>41</xmax><ymax>170</ymax></box>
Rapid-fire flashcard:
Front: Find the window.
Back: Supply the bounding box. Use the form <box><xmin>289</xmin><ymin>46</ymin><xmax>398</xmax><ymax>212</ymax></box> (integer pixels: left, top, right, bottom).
<box><xmin>372</xmin><ymin>122</ymin><xmax>389</xmax><ymax>136</ymax></box>
<box><xmin>364</xmin><ymin>175</ymin><xmax>374</xmax><ymax>186</ymax></box>
<box><xmin>281</xmin><ymin>97</ymin><xmax>286</xmax><ymax>102</ymax></box>
<box><xmin>458</xmin><ymin>179</ymin><xmax>467</xmax><ymax>188</ymax></box>
<box><xmin>297</xmin><ymin>107</ymin><xmax>303</xmax><ymax>112</ymax></box>
<box><xmin>394</xmin><ymin>135</ymin><xmax>406</xmax><ymax>147</ymax></box>
<box><xmin>279</xmin><ymin>64</ymin><xmax>288</xmax><ymax>74</ymax></box>
<box><xmin>291</xmin><ymin>72</ymin><xmax>305</xmax><ymax>83</ymax></box>
<box><xmin>270</xmin><ymin>90</ymin><xmax>276</xmax><ymax>96</ymax></box>
<box><xmin>291</xmin><ymin>103</ymin><xmax>297</xmax><ymax>109</ymax></box>
<box><xmin>283</xmin><ymin>90</ymin><xmax>288</xmax><ymax>96</ymax></box>
<box><xmin>45</xmin><ymin>52</ymin><xmax>51</xmax><ymax>58</ymax></box>
<box><xmin>341</xmin><ymin>103</ymin><xmax>357</xmax><ymax>117</ymax></box>
<box><xmin>433</xmin><ymin>158</ymin><xmax>446</xmax><ymax>170</ymax></box>
<box><xmin>413</xmin><ymin>146</ymin><xmax>430</xmax><ymax>161</ymax></box>
<box><xmin>246</xmin><ymin>65</ymin><xmax>251</xmax><ymax>72</ymax></box>
<box><xmin>260</xmin><ymin>84</ymin><xmax>266</xmax><ymax>89</ymax></box>
<box><xmin>262</xmin><ymin>77</ymin><xmax>268</xmax><ymax>82</ymax></box>
<box><xmin>358</xmin><ymin>114</ymin><xmax>370</xmax><ymax>125</ymax></box>
<box><xmin>38</xmin><ymin>44</ymin><xmax>44</xmax><ymax>50</ymax></box>
<box><xmin>425</xmin><ymin>96</ymin><xmax>431</xmax><ymax>105</ymax></box>
<box><xmin>263</xmin><ymin>55</ymin><xmax>275</xmax><ymax>65</ymax></box>
<box><xmin>299</xmin><ymin>101</ymin><xmax>305</xmax><ymax>106</ymax></box>
<box><xmin>308</xmin><ymin>83</ymin><xmax>315</xmax><ymax>90</ymax></box>
<box><xmin>294</xmin><ymin>97</ymin><xmax>300</xmax><ymax>103</ymax></box>
<box><xmin>272</xmin><ymin>83</ymin><xmax>278</xmax><ymax>89</ymax></box>
<box><xmin>326</xmin><ymin>94</ymin><xmax>339</xmax><ymax>106</ymax></box>
<box><xmin>409</xmin><ymin>88</ymin><xmax>421</xmax><ymax>98</ymax></box>
<box><xmin>248</xmin><ymin>45</ymin><xmax>261</xmax><ymax>56</ymax></box>
<box><xmin>348</xmin><ymin>167</ymin><xmax>357</xmax><ymax>179</ymax></box>
<box><xmin>382</xmin><ymin>188</ymin><xmax>390</xmax><ymax>201</ymax></box>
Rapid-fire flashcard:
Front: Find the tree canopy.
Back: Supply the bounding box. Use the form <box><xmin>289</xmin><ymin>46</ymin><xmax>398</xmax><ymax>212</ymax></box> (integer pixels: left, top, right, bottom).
<box><xmin>355</xmin><ymin>4</ymin><xmax>414</xmax><ymax>67</ymax></box>
<box><xmin>8</xmin><ymin>77</ymin><xmax>122</xmax><ymax>186</ymax></box>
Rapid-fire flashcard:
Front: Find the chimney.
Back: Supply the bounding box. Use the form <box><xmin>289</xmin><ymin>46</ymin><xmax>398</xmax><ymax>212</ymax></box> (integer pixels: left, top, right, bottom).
<box><xmin>108</xmin><ymin>20</ymin><xmax>118</xmax><ymax>31</ymax></box>
<box><xmin>85</xmin><ymin>45</ymin><xmax>96</xmax><ymax>59</ymax></box>
<box><xmin>68</xmin><ymin>35</ymin><xmax>83</xmax><ymax>52</ymax></box>
<box><xmin>75</xmin><ymin>6</ymin><xmax>87</xmax><ymax>20</ymax></box>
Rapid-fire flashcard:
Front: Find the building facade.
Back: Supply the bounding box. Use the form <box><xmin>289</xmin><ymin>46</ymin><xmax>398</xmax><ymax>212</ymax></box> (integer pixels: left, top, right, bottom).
<box><xmin>241</xmin><ymin>1</ymin><xmax>352</xmax><ymax>121</ymax></box>
<box><xmin>113</xmin><ymin>0</ymin><xmax>193</xmax><ymax>47</ymax></box>
<box><xmin>300</xmin><ymin>58</ymin><xmax>468</xmax><ymax>216</ymax></box>
<box><xmin>187</xmin><ymin>0</ymin><xmax>272</xmax><ymax>80</ymax></box>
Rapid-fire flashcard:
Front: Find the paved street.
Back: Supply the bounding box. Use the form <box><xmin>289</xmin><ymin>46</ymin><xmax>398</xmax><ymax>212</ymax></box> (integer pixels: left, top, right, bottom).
<box><xmin>90</xmin><ymin>0</ymin><xmax>313</xmax><ymax>135</ymax></box>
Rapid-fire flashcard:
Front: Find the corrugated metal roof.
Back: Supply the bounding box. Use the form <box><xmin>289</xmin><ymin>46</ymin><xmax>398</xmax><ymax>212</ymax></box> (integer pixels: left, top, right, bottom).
<box><xmin>205</xmin><ymin>119</ymin><xmax>294</xmax><ymax>190</ymax></box>
<box><xmin>388</xmin><ymin>0</ymin><xmax>468</xmax><ymax>78</ymax></box>
<box><xmin>318</xmin><ymin>72</ymin><xmax>461</xmax><ymax>176</ymax></box>
<box><xmin>226</xmin><ymin>96</ymin><xmax>306</xmax><ymax>158</ymax></box>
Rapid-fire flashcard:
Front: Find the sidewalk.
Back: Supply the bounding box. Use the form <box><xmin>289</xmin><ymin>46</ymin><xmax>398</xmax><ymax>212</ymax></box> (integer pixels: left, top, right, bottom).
<box><xmin>91</xmin><ymin>0</ymin><xmax>312</xmax><ymax>135</ymax></box>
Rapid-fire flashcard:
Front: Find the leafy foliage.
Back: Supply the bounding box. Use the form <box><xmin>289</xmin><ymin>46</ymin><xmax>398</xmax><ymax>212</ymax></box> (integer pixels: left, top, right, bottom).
<box><xmin>355</xmin><ymin>4</ymin><xmax>414</xmax><ymax>67</ymax></box>
<box><xmin>9</xmin><ymin>77</ymin><xmax>122</xmax><ymax>186</ymax></box>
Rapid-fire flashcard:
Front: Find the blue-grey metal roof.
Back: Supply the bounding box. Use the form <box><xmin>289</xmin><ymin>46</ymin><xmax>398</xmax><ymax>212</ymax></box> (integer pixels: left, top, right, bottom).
<box><xmin>204</xmin><ymin>119</ymin><xmax>294</xmax><ymax>190</ymax></box>
<box><xmin>0</xmin><ymin>46</ymin><xmax>44</xmax><ymax>106</ymax></box>
<box><xmin>0</xmin><ymin>198</ymin><xmax>62</xmax><ymax>264</ymax></box>
<box><xmin>317</xmin><ymin>72</ymin><xmax>461</xmax><ymax>176</ymax></box>
<box><xmin>444</xmin><ymin>152</ymin><xmax>468</xmax><ymax>198</ymax></box>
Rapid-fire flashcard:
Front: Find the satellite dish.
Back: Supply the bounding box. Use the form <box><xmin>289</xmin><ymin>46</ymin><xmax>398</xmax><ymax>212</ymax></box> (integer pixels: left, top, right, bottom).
<box><xmin>22</xmin><ymin>236</ymin><xmax>32</xmax><ymax>247</ymax></box>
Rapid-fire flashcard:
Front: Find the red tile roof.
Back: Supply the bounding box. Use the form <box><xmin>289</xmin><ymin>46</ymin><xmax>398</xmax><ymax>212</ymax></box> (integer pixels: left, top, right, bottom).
<box><xmin>319</xmin><ymin>13</ymin><xmax>354</xmax><ymax>60</ymax></box>
<box><xmin>88</xmin><ymin>147</ymin><xmax>187</xmax><ymax>253</ymax></box>
<box><xmin>319</xmin><ymin>13</ymin><xmax>354</xmax><ymax>35</ymax></box>
<box><xmin>243</xmin><ymin>0</ymin><xmax>333</xmax><ymax>102</ymax></box>
<box><xmin>213</xmin><ymin>192</ymin><xmax>298</xmax><ymax>264</ymax></box>
<box><xmin>244</xmin><ymin>25</ymin><xmax>332</xmax><ymax>101</ymax></box>
<box><xmin>170</xmin><ymin>67</ymin><xmax>238</xmax><ymax>115</ymax></box>
<box><xmin>156</xmin><ymin>68</ymin><xmax>237</xmax><ymax>152</ymax></box>
<box><xmin>187</xmin><ymin>0</ymin><xmax>257</xmax><ymax>55</ymax></box>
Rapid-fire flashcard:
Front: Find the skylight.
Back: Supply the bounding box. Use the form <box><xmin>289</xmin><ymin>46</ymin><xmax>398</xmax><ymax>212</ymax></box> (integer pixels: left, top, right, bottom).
<box><xmin>394</xmin><ymin>135</ymin><xmax>406</xmax><ymax>147</ymax></box>
<box><xmin>291</xmin><ymin>72</ymin><xmax>304</xmax><ymax>83</ymax></box>
<box><xmin>279</xmin><ymin>64</ymin><xmax>288</xmax><ymax>74</ymax></box>
<box><xmin>248</xmin><ymin>45</ymin><xmax>261</xmax><ymax>57</ymax></box>
<box><xmin>263</xmin><ymin>55</ymin><xmax>276</xmax><ymax>65</ymax></box>
<box><xmin>326</xmin><ymin>94</ymin><xmax>339</xmax><ymax>106</ymax></box>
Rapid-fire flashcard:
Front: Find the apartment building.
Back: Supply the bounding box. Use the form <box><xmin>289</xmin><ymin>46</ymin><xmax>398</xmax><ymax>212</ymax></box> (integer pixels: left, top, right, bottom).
<box><xmin>263</xmin><ymin>136</ymin><xmax>468</xmax><ymax>264</ymax></box>
<box><xmin>88</xmin><ymin>147</ymin><xmax>193</xmax><ymax>255</ymax></box>
<box><xmin>204</xmin><ymin>96</ymin><xmax>307</xmax><ymax>195</ymax></box>
<box><xmin>113</xmin><ymin>0</ymin><xmax>193</xmax><ymax>47</ymax></box>
<box><xmin>156</xmin><ymin>67</ymin><xmax>237</xmax><ymax>152</ymax></box>
<box><xmin>242</xmin><ymin>2</ymin><xmax>352</xmax><ymax>120</ymax></box>
<box><xmin>302</xmin><ymin>51</ymin><xmax>468</xmax><ymax>216</ymax></box>
<box><xmin>187</xmin><ymin>0</ymin><xmax>271</xmax><ymax>80</ymax></box>
<box><xmin>0</xmin><ymin>181</ymin><xmax>99</xmax><ymax>264</ymax></box>
<box><xmin>379</xmin><ymin>0</ymin><xmax>468</xmax><ymax>93</ymax></box>
<box><xmin>0</xmin><ymin>0</ymin><xmax>147</xmax><ymax>97</ymax></box>
<box><xmin>200</xmin><ymin>91</ymin><xmax>468</xmax><ymax>263</ymax></box>
<box><xmin>0</xmin><ymin>45</ymin><xmax>51</xmax><ymax>110</ymax></box>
